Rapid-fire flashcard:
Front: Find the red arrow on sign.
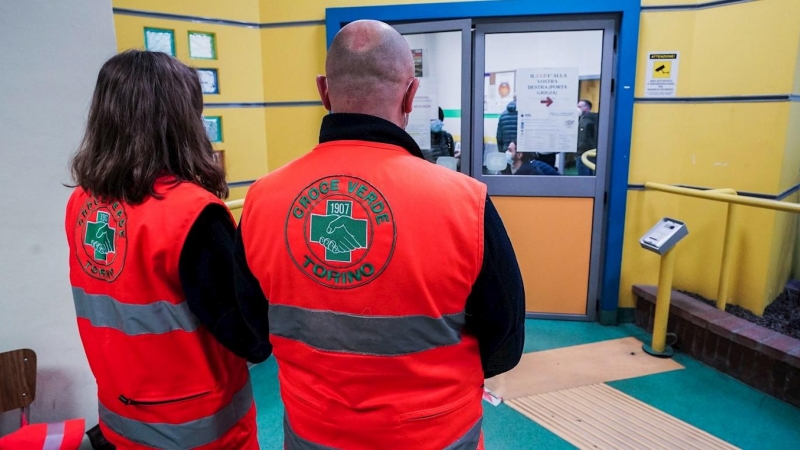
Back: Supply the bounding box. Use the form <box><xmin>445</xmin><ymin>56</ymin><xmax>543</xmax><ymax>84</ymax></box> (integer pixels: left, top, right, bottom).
<box><xmin>540</xmin><ymin>97</ymin><xmax>553</xmax><ymax>107</ymax></box>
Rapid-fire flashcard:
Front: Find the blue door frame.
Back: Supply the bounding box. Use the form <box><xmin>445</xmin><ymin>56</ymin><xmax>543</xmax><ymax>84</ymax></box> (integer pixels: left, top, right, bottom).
<box><xmin>325</xmin><ymin>0</ymin><xmax>641</xmax><ymax>324</ymax></box>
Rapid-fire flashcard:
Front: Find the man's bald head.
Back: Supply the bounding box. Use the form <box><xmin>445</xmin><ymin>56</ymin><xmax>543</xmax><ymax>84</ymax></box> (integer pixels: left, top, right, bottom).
<box><xmin>317</xmin><ymin>20</ymin><xmax>418</xmax><ymax>128</ymax></box>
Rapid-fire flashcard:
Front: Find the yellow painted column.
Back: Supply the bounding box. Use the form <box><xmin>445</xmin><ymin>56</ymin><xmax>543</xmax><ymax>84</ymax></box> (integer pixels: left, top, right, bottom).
<box><xmin>716</xmin><ymin>203</ymin><xmax>739</xmax><ymax>310</ymax></box>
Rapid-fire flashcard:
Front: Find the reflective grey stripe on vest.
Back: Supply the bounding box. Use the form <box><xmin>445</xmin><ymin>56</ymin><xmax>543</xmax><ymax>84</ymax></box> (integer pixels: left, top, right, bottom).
<box><xmin>99</xmin><ymin>379</ymin><xmax>253</xmax><ymax>449</ymax></box>
<box><xmin>73</xmin><ymin>286</ymin><xmax>199</xmax><ymax>335</ymax></box>
<box><xmin>283</xmin><ymin>415</ymin><xmax>483</xmax><ymax>450</ymax></box>
<box><xmin>444</xmin><ymin>417</ymin><xmax>483</xmax><ymax>450</ymax></box>
<box><xmin>42</xmin><ymin>422</ymin><xmax>65</xmax><ymax>450</ymax></box>
<box><xmin>269</xmin><ymin>304</ymin><xmax>465</xmax><ymax>356</ymax></box>
<box><xmin>284</xmin><ymin>416</ymin><xmax>337</xmax><ymax>450</ymax></box>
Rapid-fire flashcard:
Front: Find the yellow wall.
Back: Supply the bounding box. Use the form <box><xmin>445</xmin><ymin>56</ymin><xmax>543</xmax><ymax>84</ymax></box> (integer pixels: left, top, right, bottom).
<box><xmin>202</xmin><ymin>108</ymin><xmax>269</xmax><ymax>181</ymax></box>
<box><xmin>113</xmin><ymin>16</ymin><xmax>265</xmax><ymax>103</ymax></box>
<box><xmin>261</xmin><ymin>26</ymin><xmax>326</xmax><ymax>102</ymax></box>
<box><xmin>115</xmin><ymin>0</ymin><xmax>260</xmax><ymax>23</ymax></box>
<box><xmin>259</xmin><ymin>0</ymin><xmax>479</xmax><ymax>23</ymax></box>
<box><xmin>635</xmin><ymin>2</ymin><xmax>799</xmax><ymax>98</ymax></box>
<box><xmin>620</xmin><ymin>0</ymin><xmax>800</xmax><ymax>315</ymax></box>
<box><xmin>579</xmin><ymin>80</ymin><xmax>601</xmax><ymax>113</ymax></box>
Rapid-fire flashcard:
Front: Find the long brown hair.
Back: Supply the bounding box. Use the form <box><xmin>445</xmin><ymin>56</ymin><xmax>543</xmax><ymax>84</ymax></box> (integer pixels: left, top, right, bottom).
<box><xmin>71</xmin><ymin>50</ymin><xmax>227</xmax><ymax>204</ymax></box>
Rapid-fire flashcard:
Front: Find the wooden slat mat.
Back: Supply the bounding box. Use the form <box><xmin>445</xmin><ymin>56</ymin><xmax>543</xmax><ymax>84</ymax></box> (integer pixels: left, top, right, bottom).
<box><xmin>507</xmin><ymin>384</ymin><xmax>739</xmax><ymax>450</ymax></box>
<box><xmin>485</xmin><ymin>337</ymin><xmax>683</xmax><ymax>400</ymax></box>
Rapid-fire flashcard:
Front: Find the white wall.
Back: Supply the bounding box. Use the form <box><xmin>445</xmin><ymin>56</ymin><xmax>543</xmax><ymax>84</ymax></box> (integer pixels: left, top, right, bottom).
<box><xmin>0</xmin><ymin>0</ymin><xmax>116</xmax><ymax>442</ymax></box>
<box><xmin>404</xmin><ymin>31</ymin><xmax>463</xmax><ymax>138</ymax></box>
<box><xmin>485</xmin><ymin>30</ymin><xmax>604</xmax><ymax>77</ymax></box>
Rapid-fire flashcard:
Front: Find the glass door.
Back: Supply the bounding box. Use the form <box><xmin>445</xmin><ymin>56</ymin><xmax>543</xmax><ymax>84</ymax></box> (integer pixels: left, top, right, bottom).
<box><xmin>473</xmin><ymin>18</ymin><xmax>617</xmax><ymax>319</ymax></box>
<box><xmin>391</xmin><ymin>20</ymin><xmax>473</xmax><ymax>175</ymax></box>
<box><xmin>390</xmin><ymin>17</ymin><xmax>618</xmax><ymax>320</ymax></box>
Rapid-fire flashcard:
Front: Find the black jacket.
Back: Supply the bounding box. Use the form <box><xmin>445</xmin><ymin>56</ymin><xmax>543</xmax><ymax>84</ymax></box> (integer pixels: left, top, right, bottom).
<box><xmin>427</xmin><ymin>129</ymin><xmax>455</xmax><ymax>161</ymax></box>
<box><xmin>502</xmin><ymin>160</ymin><xmax>560</xmax><ymax>176</ymax></box>
<box><xmin>496</xmin><ymin>101</ymin><xmax>518</xmax><ymax>152</ymax></box>
<box><xmin>178</xmin><ymin>205</ymin><xmax>271</xmax><ymax>363</ymax></box>
<box><xmin>578</xmin><ymin>112</ymin><xmax>599</xmax><ymax>154</ymax></box>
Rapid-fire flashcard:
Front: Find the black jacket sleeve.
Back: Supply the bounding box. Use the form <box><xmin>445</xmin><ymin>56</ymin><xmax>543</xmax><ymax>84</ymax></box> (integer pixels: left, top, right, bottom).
<box><xmin>465</xmin><ymin>198</ymin><xmax>526</xmax><ymax>379</ymax></box>
<box><xmin>232</xmin><ymin>217</ymin><xmax>273</xmax><ymax>347</ymax></box>
<box><xmin>179</xmin><ymin>205</ymin><xmax>271</xmax><ymax>363</ymax></box>
<box><xmin>496</xmin><ymin>119</ymin><xmax>505</xmax><ymax>152</ymax></box>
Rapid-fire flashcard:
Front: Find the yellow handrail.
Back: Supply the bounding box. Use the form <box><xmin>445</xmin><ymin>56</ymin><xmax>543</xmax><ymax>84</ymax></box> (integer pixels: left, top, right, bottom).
<box><xmin>643</xmin><ymin>182</ymin><xmax>800</xmax><ymax>311</ymax></box>
<box><xmin>225</xmin><ymin>199</ymin><xmax>244</xmax><ymax>210</ymax></box>
<box><xmin>581</xmin><ymin>149</ymin><xmax>597</xmax><ymax>171</ymax></box>
<box><xmin>645</xmin><ymin>182</ymin><xmax>800</xmax><ymax>214</ymax></box>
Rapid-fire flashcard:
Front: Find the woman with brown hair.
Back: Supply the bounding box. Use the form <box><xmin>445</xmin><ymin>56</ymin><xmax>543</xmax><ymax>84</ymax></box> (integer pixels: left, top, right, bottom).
<box><xmin>65</xmin><ymin>50</ymin><xmax>268</xmax><ymax>449</ymax></box>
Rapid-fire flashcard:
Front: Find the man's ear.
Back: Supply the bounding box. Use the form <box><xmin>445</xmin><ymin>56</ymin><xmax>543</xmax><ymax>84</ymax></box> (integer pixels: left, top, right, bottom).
<box><xmin>402</xmin><ymin>78</ymin><xmax>420</xmax><ymax>114</ymax></box>
<box><xmin>316</xmin><ymin>75</ymin><xmax>332</xmax><ymax>111</ymax></box>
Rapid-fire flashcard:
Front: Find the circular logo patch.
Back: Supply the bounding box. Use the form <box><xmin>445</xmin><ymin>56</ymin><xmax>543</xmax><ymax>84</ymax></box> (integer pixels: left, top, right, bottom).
<box><xmin>75</xmin><ymin>197</ymin><xmax>127</xmax><ymax>282</ymax></box>
<box><xmin>285</xmin><ymin>176</ymin><xmax>396</xmax><ymax>289</ymax></box>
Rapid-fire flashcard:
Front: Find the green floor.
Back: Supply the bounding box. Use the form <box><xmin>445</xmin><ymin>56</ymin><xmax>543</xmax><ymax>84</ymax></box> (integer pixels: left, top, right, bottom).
<box><xmin>250</xmin><ymin>320</ymin><xmax>800</xmax><ymax>449</ymax></box>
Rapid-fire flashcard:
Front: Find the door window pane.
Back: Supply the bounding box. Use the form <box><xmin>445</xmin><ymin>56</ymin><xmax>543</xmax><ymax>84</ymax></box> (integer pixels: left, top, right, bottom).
<box><xmin>483</xmin><ymin>30</ymin><xmax>604</xmax><ymax>176</ymax></box>
<box><xmin>402</xmin><ymin>31</ymin><xmax>462</xmax><ymax>171</ymax></box>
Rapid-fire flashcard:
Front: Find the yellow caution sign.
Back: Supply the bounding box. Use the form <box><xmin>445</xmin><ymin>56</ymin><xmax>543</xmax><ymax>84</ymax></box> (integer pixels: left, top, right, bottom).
<box><xmin>652</xmin><ymin>61</ymin><xmax>671</xmax><ymax>78</ymax></box>
<box><xmin>645</xmin><ymin>51</ymin><xmax>680</xmax><ymax>97</ymax></box>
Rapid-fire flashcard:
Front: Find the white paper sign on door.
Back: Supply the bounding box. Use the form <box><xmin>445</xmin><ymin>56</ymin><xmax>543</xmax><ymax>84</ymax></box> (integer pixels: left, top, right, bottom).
<box><xmin>516</xmin><ymin>67</ymin><xmax>579</xmax><ymax>154</ymax></box>
<box><xmin>407</xmin><ymin>77</ymin><xmax>438</xmax><ymax>150</ymax></box>
<box><xmin>645</xmin><ymin>52</ymin><xmax>680</xmax><ymax>97</ymax></box>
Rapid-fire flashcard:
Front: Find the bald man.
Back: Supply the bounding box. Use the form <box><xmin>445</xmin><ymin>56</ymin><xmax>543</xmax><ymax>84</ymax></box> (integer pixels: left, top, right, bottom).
<box><xmin>234</xmin><ymin>20</ymin><xmax>524</xmax><ymax>449</ymax></box>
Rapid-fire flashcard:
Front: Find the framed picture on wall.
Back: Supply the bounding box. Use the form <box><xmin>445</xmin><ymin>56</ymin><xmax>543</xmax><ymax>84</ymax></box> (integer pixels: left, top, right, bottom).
<box><xmin>203</xmin><ymin>116</ymin><xmax>223</xmax><ymax>143</ymax></box>
<box><xmin>189</xmin><ymin>31</ymin><xmax>217</xmax><ymax>60</ymax></box>
<box><xmin>197</xmin><ymin>68</ymin><xmax>219</xmax><ymax>94</ymax></box>
<box><xmin>213</xmin><ymin>150</ymin><xmax>225</xmax><ymax>173</ymax></box>
<box><xmin>144</xmin><ymin>28</ymin><xmax>175</xmax><ymax>56</ymax></box>
<box><xmin>412</xmin><ymin>49</ymin><xmax>423</xmax><ymax>77</ymax></box>
<box><xmin>484</xmin><ymin>70</ymin><xmax>516</xmax><ymax>114</ymax></box>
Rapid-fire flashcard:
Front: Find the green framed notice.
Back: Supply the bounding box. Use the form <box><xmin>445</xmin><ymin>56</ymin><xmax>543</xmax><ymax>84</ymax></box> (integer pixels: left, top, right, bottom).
<box><xmin>143</xmin><ymin>27</ymin><xmax>175</xmax><ymax>56</ymax></box>
<box><xmin>197</xmin><ymin>68</ymin><xmax>219</xmax><ymax>95</ymax></box>
<box><xmin>189</xmin><ymin>31</ymin><xmax>217</xmax><ymax>60</ymax></box>
<box><xmin>203</xmin><ymin>116</ymin><xmax>223</xmax><ymax>143</ymax></box>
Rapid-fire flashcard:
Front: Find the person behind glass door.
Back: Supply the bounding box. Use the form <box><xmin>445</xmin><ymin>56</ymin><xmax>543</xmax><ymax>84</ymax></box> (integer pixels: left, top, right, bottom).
<box><xmin>495</xmin><ymin>97</ymin><xmax>517</xmax><ymax>153</ymax></box>
<box><xmin>426</xmin><ymin>106</ymin><xmax>455</xmax><ymax>163</ymax></box>
<box><xmin>577</xmin><ymin>99</ymin><xmax>598</xmax><ymax>175</ymax></box>
<box><xmin>65</xmin><ymin>50</ymin><xmax>266</xmax><ymax>450</ymax></box>
<box><xmin>503</xmin><ymin>142</ymin><xmax>560</xmax><ymax>176</ymax></box>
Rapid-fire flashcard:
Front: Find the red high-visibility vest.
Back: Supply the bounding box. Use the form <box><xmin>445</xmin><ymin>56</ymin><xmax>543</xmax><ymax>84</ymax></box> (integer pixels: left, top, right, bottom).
<box><xmin>241</xmin><ymin>140</ymin><xmax>487</xmax><ymax>449</ymax></box>
<box><xmin>65</xmin><ymin>179</ymin><xmax>258</xmax><ymax>450</ymax></box>
<box><xmin>0</xmin><ymin>419</ymin><xmax>85</xmax><ymax>450</ymax></box>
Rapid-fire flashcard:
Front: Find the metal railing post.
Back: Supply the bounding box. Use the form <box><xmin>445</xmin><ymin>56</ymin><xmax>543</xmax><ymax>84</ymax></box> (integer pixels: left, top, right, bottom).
<box><xmin>644</xmin><ymin>247</ymin><xmax>677</xmax><ymax>357</ymax></box>
<box><xmin>716</xmin><ymin>203</ymin><xmax>739</xmax><ymax>310</ymax></box>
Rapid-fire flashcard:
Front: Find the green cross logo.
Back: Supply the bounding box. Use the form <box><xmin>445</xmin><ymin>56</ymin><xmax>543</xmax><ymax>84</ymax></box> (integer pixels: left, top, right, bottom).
<box><xmin>84</xmin><ymin>211</ymin><xmax>116</xmax><ymax>262</ymax></box>
<box><xmin>310</xmin><ymin>200</ymin><xmax>368</xmax><ymax>262</ymax></box>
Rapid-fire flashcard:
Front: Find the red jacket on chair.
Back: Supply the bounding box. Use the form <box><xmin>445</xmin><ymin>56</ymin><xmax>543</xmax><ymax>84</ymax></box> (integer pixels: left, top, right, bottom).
<box><xmin>0</xmin><ymin>419</ymin><xmax>85</xmax><ymax>450</ymax></box>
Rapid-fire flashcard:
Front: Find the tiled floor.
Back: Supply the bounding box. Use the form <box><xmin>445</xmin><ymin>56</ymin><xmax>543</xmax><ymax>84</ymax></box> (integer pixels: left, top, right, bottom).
<box><xmin>250</xmin><ymin>319</ymin><xmax>800</xmax><ymax>449</ymax></box>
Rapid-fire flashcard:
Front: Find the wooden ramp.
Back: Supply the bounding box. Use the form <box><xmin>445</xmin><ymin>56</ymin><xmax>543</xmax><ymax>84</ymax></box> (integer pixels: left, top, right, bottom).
<box><xmin>507</xmin><ymin>384</ymin><xmax>739</xmax><ymax>450</ymax></box>
<box><xmin>485</xmin><ymin>337</ymin><xmax>684</xmax><ymax>400</ymax></box>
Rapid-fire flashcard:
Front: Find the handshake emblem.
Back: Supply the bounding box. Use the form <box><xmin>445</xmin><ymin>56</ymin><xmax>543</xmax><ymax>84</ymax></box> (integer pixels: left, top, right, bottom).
<box><xmin>84</xmin><ymin>211</ymin><xmax>116</xmax><ymax>262</ymax></box>
<box><xmin>310</xmin><ymin>200</ymin><xmax>368</xmax><ymax>263</ymax></box>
